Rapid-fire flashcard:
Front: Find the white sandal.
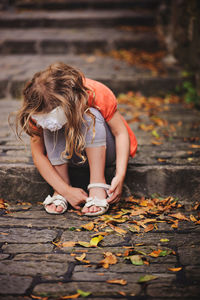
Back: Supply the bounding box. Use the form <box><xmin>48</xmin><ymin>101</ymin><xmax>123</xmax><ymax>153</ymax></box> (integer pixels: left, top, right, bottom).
<box><xmin>43</xmin><ymin>194</ymin><xmax>68</xmax><ymax>214</ymax></box>
<box><xmin>82</xmin><ymin>183</ymin><xmax>111</xmax><ymax>217</ymax></box>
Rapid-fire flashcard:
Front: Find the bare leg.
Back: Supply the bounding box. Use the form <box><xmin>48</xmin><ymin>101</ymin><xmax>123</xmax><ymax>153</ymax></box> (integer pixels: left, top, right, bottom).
<box><xmin>82</xmin><ymin>146</ymin><xmax>107</xmax><ymax>214</ymax></box>
<box><xmin>46</xmin><ymin>163</ymin><xmax>70</xmax><ymax>213</ymax></box>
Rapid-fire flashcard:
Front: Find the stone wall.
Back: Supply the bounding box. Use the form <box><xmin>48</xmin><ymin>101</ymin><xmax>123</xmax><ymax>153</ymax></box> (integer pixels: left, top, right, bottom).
<box><xmin>158</xmin><ymin>0</ymin><xmax>200</xmax><ymax>97</ymax></box>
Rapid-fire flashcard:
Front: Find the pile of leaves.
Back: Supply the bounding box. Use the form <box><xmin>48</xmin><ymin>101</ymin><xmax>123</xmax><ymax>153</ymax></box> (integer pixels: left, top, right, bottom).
<box><xmin>109</xmin><ymin>48</ymin><xmax>167</xmax><ymax>75</ymax></box>
<box><xmin>117</xmin><ymin>91</ymin><xmax>183</xmax><ymax>145</ymax></box>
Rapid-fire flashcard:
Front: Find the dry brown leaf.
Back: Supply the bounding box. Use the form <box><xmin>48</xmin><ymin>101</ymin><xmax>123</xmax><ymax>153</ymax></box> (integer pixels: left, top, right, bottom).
<box><xmin>118</xmin><ymin>291</ymin><xmax>126</xmax><ymax>296</ymax></box>
<box><xmin>109</xmin><ymin>224</ymin><xmax>127</xmax><ymax>235</ymax></box>
<box><xmin>106</xmin><ymin>279</ymin><xmax>127</xmax><ymax>285</ymax></box>
<box><xmin>100</xmin><ymin>252</ymin><xmax>118</xmax><ymax>269</ymax></box>
<box><xmin>144</xmin><ymin>223</ymin><xmax>154</xmax><ymax>232</ymax></box>
<box><xmin>61</xmin><ymin>241</ymin><xmax>76</xmax><ymax>248</ymax></box>
<box><xmin>170</xmin><ymin>213</ymin><xmax>189</xmax><ymax>221</ymax></box>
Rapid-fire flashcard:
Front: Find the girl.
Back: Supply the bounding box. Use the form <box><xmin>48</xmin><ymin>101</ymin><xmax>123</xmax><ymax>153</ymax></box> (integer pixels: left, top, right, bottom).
<box><xmin>16</xmin><ymin>62</ymin><xmax>137</xmax><ymax>216</ymax></box>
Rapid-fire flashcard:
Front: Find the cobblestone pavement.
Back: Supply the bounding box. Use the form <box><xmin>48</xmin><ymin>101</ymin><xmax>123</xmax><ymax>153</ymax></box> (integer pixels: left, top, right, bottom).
<box><xmin>0</xmin><ymin>198</ymin><xmax>200</xmax><ymax>299</ymax></box>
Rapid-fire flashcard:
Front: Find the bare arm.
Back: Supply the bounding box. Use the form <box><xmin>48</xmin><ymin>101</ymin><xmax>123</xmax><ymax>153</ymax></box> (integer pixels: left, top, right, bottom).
<box><xmin>30</xmin><ymin>134</ymin><xmax>87</xmax><ymax>209</ymax></box>
<box><xmin>107</xmin><ymin>111</ymin><xmax>130</xmax><ymax>202</ymax></box>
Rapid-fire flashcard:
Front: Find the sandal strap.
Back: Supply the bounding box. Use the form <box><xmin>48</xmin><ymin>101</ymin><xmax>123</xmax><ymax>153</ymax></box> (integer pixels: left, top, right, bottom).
<box><xmin>43</xmin><ymin>195</ymin><xmax>67</xmax><ymax>210</ymax></box>
<box><xmin>88</xmin><ymin>183</ymin><xmax>111</xmax><ymax>191</ymax></box>
<box><xmin>85</xmin><ymin>196</ymin><xmax>108</xmax><ymax>208</ymax></box>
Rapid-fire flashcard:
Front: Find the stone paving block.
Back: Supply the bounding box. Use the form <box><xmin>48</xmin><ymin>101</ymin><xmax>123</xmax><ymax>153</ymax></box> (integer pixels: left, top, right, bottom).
<box><xmin>0</xmin><ymin>253</ymin><xmax>9</xmax><ymax>260</ymax></box>
<box><xmin>0</xmin><ymin>260</ymin><xmax>68</xmax><ymax>276</ymax></box>
<box><xmin>13</xmin><ymin>253</ymin><xmax>71</xmax><ymax>262</ymax></box>
<box><xmin>0</xmin><ymin>274</ymin><xmax>33</xmax><ymax>295</ymax></box>
<box><xmin>33</xmin><ymin>281</ymin><xmax>141</xmax><ymax>297</ymax></box>
<box><xmin>178</xmin><ymin>246</ymin><xmax>200</xmax><ymax>266</ymax></box>
<box><xmin>74</xmin><ymin>262</ymin><xmax>176</xmax><ymax>275</ymax></box>
<box><xmin>185</xmin><ymin>266</ymin><xmax>200</xmax><ymax>283</ymax></box>
<box><xmin>0</xmin><ymin>216</ymin><xmax>81</xmax><ymax>229</ymax></box>
<box><xmin>0</xmin><ymin>228</ymin><xmax>57</xmax><ymax>243</ymax></box>
<box><xmin>147</xmin><ymin>283</ymin><xmax>200</xmax><ymax>298</ymax></box>
<box><xmin>2</xmin><ymin>243</ymin><xmax>54</xmax><ymax>254</ymax></box>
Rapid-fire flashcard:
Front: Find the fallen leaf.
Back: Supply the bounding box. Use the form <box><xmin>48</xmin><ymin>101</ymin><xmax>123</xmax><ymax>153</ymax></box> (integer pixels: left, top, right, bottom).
<box><xmin>61</xmin><ymin>294</ymin><xmax>80</xmax><ymax>299</ymax></box>
<box><xmin>75</xmin><ymin>253</ymin><xmax>86</xmax><ymax>262</ymax></box>
<box><xmin>190</xmin><ymin>144</ymin><xmax>200</xmax><ymax>148</ymax></box>
<box><xmin>170</xmin><ymin>213</ymin><xmax>189</xmax><ymax>221</ymax></box>
<box><xmin>90</xmin><ymin>235</ymin><xmax>104</xmax><ymax>247</ymax></box>
<box><xmin>100</xmin><ymin>252</ymin><xmax>117</xmax><ymax>269</ymax></box>
<box><xmin>138</xmin><ymin>274</ymin><xmax>158</xmax><ymax>283</ymax></box>
<box><xmin>128</xmin><ymin>255</ymin><xmax>144</xmax><ymax>266</ymax></box>
<box><xmin>109</xmin><ymin>224</ymin><xmax>127</xmax><ymax>235</ymax></box>
<box><xmin>168</xmin><ymin>267</ymin><xmax>182</xmax><ymax>272</ymax></box>
<box><xmin>0</xmin><ymin>232</ymin><xmax>9</xmax><ymax>235</ymax></box>
<box><xmin>128</xmin><ymin>225</ymin><xmax>140</xmax><ymax>233</ymax></box>
<box><xmin>106</xmin><ymin>279</ymin><xmax>127</xmax><ymax>285</ymax></box>
<box><xmin>144</xmin><ymin>224</ymin><xmax>154</xmax><ymax>232</ymax></box>
<box><xmin>190</xmin><ymin>215</ymin><xmax>197</xmax><ymax>222</ymax></box>
<box><xmin>77</xmin><ymin>289</ymin><xmax>91</xmax><ymax>297</ymax></box>
<box><xmin>61</xmin><ymin>241</ymin><xmax>76</xmax><ymax>248</ymax></box>
<box><xmin>81</xmin><ymin>222</ymin><xmax>94</xmax><ymax>231</ymax></box>
<box><xmin>160</xmin><ymin>238</ymin><xmax>169</xmax><ymax>242</ymax></box>
<box><xmin>78</xmin><ymin>241</ymin><xmax>91</xmax><ymax>248</ymax></box>
<box><xmin>118</xmin><ymin>291</ymin><xmax>126</xmax><ymax>296</ymax></box>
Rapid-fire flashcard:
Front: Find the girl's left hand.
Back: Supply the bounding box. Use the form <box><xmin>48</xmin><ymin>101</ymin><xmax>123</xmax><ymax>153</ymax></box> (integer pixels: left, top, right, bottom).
<box><xmin>107</xmin><ymin>175</ymin><xmax>124</xmax><ymax>204</ymax></box>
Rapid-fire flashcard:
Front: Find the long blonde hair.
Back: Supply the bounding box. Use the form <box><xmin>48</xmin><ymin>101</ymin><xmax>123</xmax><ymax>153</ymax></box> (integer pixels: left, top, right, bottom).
<box><xmin>16</xmin><ymin>62</ymin><xmax>95</xmax><ymax>163</ymax></box>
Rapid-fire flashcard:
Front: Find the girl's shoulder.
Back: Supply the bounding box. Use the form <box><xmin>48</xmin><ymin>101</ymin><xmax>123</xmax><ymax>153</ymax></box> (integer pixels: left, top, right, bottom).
<box><xmin>85</xmin><ymin>78</ymin><xmax>117</xmax><ymax>122</ymax></box>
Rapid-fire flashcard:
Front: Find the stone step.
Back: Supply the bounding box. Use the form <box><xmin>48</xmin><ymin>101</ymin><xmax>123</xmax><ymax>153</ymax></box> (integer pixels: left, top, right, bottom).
<box><xmin>0</xmin><ymin>28</ymin><xmax>161</xmax><ymax>54</ymax></box>
<box><xmin>1</xmin><ymin>100</ymin><xmax>200</xmax><ymax>204</ymax></box>
<box><xmin>8</xmin><ymin>0</ymin><xmax>160</xmax><ymax>11</ymax></box>
<box><xmin>0</xmin><ymin>54</ymin><xmax>183</xmax><ymax>98</ymax></box>
<box><xmin>0</xmin><ymin>10</ymin><xmax>156</xmax><ymax>28</ymax></box>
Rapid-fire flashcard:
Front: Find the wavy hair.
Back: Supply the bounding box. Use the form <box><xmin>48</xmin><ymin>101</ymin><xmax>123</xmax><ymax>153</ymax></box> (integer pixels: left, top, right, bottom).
<box><xmin>16</xmin><ymin>62</ymin><xmax>95</xmax><ymax>163</ymax></box>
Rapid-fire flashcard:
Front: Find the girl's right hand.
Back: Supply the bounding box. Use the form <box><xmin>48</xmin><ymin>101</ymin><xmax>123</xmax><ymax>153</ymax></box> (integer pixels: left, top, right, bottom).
<box><xmin>64</xmin><ymin>186</ymin><xmax>88</xmax><ymax>210</ymax></box>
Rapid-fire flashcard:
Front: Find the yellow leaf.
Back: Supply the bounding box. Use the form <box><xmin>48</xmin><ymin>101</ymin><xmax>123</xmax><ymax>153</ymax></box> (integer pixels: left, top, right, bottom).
<box><xmin>75</xmin><ymin>253</ymin><xmax>86</xmax><ymax>262</ymax></box>
<box><xmin>78</xmin><ymin>241</ymin><xmax>91</xmax><ymax>248</ymax></box>
<box><xmin>61</xmin><ymin>241</ymin><xmax>76</xmax><ymax>248</ymax></box>
<box><xmin>190</xmin><ymin>214</ymin><xmax>197</xmax><ymax>222</ymax></box>
<box><xmin>106</xmin><ymin>279</ymin><xmax>127</xmax><ymax>285</ymax></box>
<box><xmin>81</xmin><ymin>222</ymin><xmax>94</xmax><ymax>231</ymax></box>
<box><xmin>90</xmin><ymin>235</ymin><xmax>104</xmax><ymax>247</ymax></box>
<box><xmin>60</xmin><ymin>293</ymin><xmax>80</xmax><ymax>299</ymax></box>
<box><xmin>168</xmin><ymin>267</ymin><xmax>182</xmax><ymax>272</ymax></box>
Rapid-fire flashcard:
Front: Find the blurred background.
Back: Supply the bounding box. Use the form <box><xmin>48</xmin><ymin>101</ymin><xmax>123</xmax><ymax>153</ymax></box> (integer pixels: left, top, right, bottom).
<box><xmin>0</xmin><ymin>0</ymin><xmax>199</xmax><ymax>100</ymax></box>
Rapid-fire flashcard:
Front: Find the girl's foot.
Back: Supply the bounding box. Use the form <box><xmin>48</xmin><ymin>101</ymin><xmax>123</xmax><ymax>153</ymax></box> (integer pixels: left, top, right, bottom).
<box><xmin>82</xmin><ymin>187</ymin><xmax>107</xmax><ymax>214</ymax></box>
<box><xmin>45</xmin><ymin>193</ymin><xmax>64</xmax><ymax>213</ymax></box>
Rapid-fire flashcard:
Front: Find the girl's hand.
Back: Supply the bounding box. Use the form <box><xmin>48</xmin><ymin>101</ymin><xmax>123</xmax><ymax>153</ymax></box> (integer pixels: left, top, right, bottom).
<box><xmin>64</xmin><ymin>186</ymin><xmax>88</xmax><ymax>210</ymax></box>
<box><xmin>107</xmin><ymin>175</ymin><xmax>124</xmax><ymax>204</ymax></box>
